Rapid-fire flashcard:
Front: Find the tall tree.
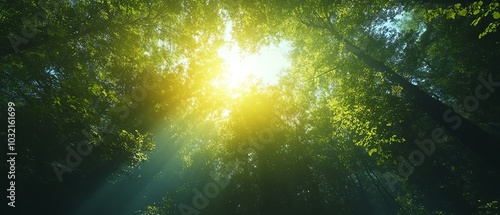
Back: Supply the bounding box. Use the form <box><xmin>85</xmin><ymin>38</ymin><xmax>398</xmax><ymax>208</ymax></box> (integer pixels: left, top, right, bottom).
<box><xmin>220</xmin><ymin>0</ymin><xmax>500</xmax><ymax>172</ymax></box>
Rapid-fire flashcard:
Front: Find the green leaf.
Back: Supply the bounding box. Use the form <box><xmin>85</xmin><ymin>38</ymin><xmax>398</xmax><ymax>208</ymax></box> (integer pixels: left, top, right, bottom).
<box><xmin>53</xmin><ymin>97</ymin><xmax>61</xmax><ymax>106</ymax></box>
<box><xmin>447</xmin><ymin>11</ymin><xmax>456</xmax><ymax>19</ymax></box>
<box><xmin>368</xmin><ymin>148</ymin><xmax>377</xmax><ymax>156</ymax></box>
<box><xmin>472</xmin><ymin>17</ymin><xmax>482</xmax><ymax>26</ymax></box>
<box><xmin>493</xmin><ymin>12</ymin><xmax>500</xmax><ymax>19</ymax></box>
<box><xmin>458</xmin><ymin>9</ymin><xmax>467</xmax><ymax>16</ymax></box>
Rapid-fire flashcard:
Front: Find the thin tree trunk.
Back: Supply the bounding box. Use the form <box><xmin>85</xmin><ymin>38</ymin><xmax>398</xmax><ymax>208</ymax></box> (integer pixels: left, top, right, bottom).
<box><xmin>359</xmin><ymin>152</ymin><xmax>399</xmax><ymax>214</ymax></box>
<box><xmin>354</xmin><ymin>173</ymin><xmax>376</xmax><ymax>215</ymax></box>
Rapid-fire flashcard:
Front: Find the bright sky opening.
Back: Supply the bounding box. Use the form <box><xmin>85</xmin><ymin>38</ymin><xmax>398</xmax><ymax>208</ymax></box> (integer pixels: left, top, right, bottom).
<box><xmin>216</xmin><ymin>21</ymin><xmax>292</xmax><ymax>89</ymax></box>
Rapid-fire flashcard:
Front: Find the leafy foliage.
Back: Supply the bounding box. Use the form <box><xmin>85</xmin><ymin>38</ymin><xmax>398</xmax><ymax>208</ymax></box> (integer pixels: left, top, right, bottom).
<box><xmin>2</xmin><ymin>0</ymin><xmax>500</xmax><ymax>214</ymax></box>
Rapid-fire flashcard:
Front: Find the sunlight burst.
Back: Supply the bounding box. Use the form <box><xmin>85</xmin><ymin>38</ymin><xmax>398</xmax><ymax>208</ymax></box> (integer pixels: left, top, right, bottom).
<box><xmin>216</xmin><ymin>41</ymin><xmax>292</xmax><ymax>91</ymax></box>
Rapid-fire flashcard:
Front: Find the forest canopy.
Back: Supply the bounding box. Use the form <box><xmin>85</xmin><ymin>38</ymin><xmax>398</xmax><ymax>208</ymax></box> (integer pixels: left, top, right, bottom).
<box><xmin>1</xmin><ymin>0</ymin><xmax>499</xmax><ymax>214</ymax></box>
